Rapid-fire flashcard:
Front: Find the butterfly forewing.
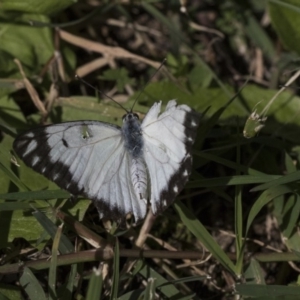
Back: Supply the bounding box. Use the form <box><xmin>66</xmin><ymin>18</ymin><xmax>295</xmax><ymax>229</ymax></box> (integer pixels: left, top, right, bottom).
<box><xmin>142</xmin><ymin>100</ymin><xmax>199</xmax><ymax>215</ymax></box>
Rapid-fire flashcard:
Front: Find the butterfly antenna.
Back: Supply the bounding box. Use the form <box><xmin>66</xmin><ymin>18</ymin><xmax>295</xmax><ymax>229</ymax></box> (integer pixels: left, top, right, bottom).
<box><xmin>75</xmin><ymin>75</ymin><xmax>129</xmax><ymax>113</ymax></box>
<box><xmin>130</xmin><ymin>58</ymin><xmax>167</xmax><ymax>112</ymax></box>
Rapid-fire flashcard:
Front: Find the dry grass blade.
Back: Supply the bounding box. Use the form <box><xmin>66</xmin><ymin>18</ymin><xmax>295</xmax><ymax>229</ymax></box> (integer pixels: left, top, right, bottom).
<box><xmin>14</xmin><ymin>59</ymin><xmax>47</xmax><ymax>118</ymax></box>
<box><xmin>55</xmin><ymin>210</ymin><xmax>111</xmax><ymax>249</ymax></box>
<box><xmin>59</xmin><ymin>30</ymin><xmax>163</xmax><ymax>70</ymax></box>
<box><xmin>76</xmin><ymin>56</ymin><xmax>110</xmax><ymax>78</ymax></box>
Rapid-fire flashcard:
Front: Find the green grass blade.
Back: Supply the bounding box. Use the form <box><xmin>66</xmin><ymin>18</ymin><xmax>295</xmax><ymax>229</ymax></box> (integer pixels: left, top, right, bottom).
<box><xmin>86</xmin><ymin>266</ymin><xmax>103</xmax><ymax>300</ymax></box>
<box><xmin>188</xmin><ymin>174</ymin><xmax>280</xmax><ymax>188</ymax></box>
<box><xmin>159</xmin><ymin>276</ymin><xmax>207</xmax><ymax>287</ymax></box>
<box><xmin>195</xmin><ymin>88</ymin><xmax>249</xmax><ymax>149</ymax></box>
<box><xmin>244</xmin><ymin>10</ymin><xmax>276</xmax><ymax>61</ymax></box>
<box><xmin>32</xmin><ymin>209</ymin><xmax>74</xmax><ymax>254</ymax></box>
<box><xmin>0</xmin><ymin>189</ymin><xmax>70</xmax><ymax>200</ymax></box>
<box><xmin>246</xmin><ymin>185</ymin><xmax>293</xmax><ymax>235</ymax></box>
<box><xmin>0</xmin><ymin>202</ymin><xmax>31</xmax><ymax>211</ymax></box>
<box><xmin>234</xmin><ymin>133</ymin><xmax>243</xmax><ymax>276</ymax></box>
<box><xmin>280</xmin><ymin>194</ymin><xmax>300</xmax><ymax>239</ymax></box>
<box><xmin>118</xmin><ymin>289</ymin><xmax>144</xmax><ymax>300</ymax></box>
<box><xmin>110</xmin><ymin>239</ymin><xmax>120</xmax><ymax>300</ymax></box>
<box><xmin>48</xmin><ymin>223</ymin><xmax>63</xmax><ymax>299</ymax></box>
<box><xmin>235</xmin><ymin>283</ymin><xmax>300</xmax><ymax>298</ymax></box>
<box><xmin>235</xmin><ymin>186</ymin><xmax>243</xmax><ymax>276</ymax></box>
<box><xmin>251</xmin><ymin>171</ymin><xmax>300</xmax><ymax>192</ymax></box>
<box><xmin>195</xmin><ymin>151</ymin><xmax>264</xmax><ymax>175</ymax></box>
<box><xmin>0</xmin><ymin>159</ymin><xmax>28</xmax><ymax>191</ymax></box>
<box><xmin>57</xmin><ymin>263</ymin><xmax>77</xmax><ymax>300</ymax></box>
<box><xmin>285</xmin><ymin>152</ymin><xmax>297</xmax><ymax>173</ymax></box>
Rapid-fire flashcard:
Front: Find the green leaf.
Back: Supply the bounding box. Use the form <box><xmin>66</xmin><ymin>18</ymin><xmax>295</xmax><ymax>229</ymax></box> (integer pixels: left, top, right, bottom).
<box><xmin>0</xmin><ymin>0</ymin><xmax>76</xmax><ymax>14</ymax></box>
<box><xmin>0</xmin><ymin>209</ymin><xmax>44</xmax><ymax>248</ymax></box>
<box><xmin>187</xmin><ymin>65</ymin><xmax>213</xmax><ymax>90</ymax></box>
<box><xmin>244</xmin><ymin>259</ymin><xmax>266</xmax><ymax>285</ymax></box>
<box><xmin>0</xmin><ymin>283</ymin><xmax>21</xmax><ymax>300</ymax></box>
<box><xmin>99</xmin><ymin>68</ymin><xmax>135</xmax><ymax>93</ymax></box>
<box><xmin>19</xmin><ymin>267</ymin><xmax>47</xmax><ymax>300</ymax></box>
<box><xmin>269</xmin><ymin>0</ymin><xmax>300</xmax><ymax>56</ymax></box>
<box><xmin>57</xmin><ymin>96</ymin><xmax>127</xmax><ymax>124</ymax></box>
<box><xmin>0</xmin><ymin>15</ymin><xmax>53</xmax><ymax>72</ymax></box>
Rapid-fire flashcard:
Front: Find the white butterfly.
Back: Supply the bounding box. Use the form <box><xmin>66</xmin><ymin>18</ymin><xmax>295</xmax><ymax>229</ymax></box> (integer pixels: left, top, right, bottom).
<box><xmin>13</xmin><ymin>100</ymin><xmax>199</xmax><ymax>222</ymax></box>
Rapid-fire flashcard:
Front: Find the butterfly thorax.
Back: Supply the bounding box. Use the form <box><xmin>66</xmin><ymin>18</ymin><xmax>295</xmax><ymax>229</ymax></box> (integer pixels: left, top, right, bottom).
<box><xmin>122</xmin><ymin>112</ymin><xmax>144</xmax><ymax>158</ymax></box>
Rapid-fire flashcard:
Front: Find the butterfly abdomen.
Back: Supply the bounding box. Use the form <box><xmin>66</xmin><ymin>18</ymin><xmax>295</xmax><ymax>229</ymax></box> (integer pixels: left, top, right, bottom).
<box><xmin>131</xmin><ymin>157</ymin><xmax>147</xmax><ymax>201</ymax></box>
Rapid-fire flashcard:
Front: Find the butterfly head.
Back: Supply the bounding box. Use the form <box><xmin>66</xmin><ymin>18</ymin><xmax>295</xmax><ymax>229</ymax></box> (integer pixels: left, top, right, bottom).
<box><xmin>122</xmin><ymin>112</ymin><xmax>139</xmax><ymax>123</ymax></box>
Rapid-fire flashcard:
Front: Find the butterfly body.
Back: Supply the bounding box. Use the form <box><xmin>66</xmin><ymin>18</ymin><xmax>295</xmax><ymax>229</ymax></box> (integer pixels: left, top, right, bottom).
<box><xmin>13</xmin><ymin>100</ymin><xmax>199</xmax><ymax>222</ymax></box>
<box><xmin>122</xmin><ymin>112</ymin><xmax>147</xmax><ymax>203</ymax></box>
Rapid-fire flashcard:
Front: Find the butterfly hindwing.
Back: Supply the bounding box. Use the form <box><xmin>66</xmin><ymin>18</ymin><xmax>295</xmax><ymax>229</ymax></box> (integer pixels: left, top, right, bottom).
<box><xmin>13</xmin><ymin>121</ymin><xmax>146</xmax><ymax>221</ymax></box>
<box><xmin>92</xmin><ymin>151</ymin><xmax>147</xmax><ymax>222</ymax></box>
<box><xmin>141</xmin><ymin>100</ymin><xmax>199</xmax><ymax>215</ymax></box>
